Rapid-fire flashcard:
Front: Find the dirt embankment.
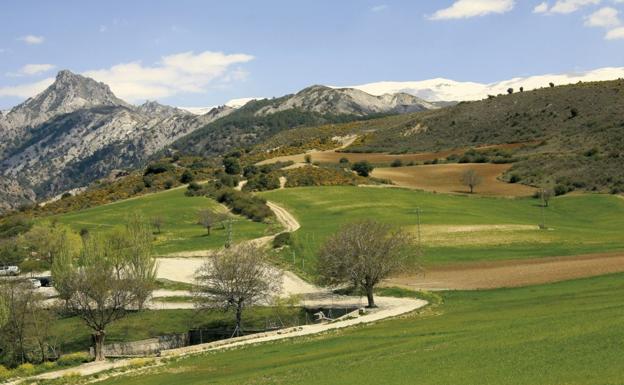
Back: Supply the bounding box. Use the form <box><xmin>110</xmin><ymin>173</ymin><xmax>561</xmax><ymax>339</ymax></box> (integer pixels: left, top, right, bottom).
<box><xmin>386</xmin><ymin>252</ymin><xmax>624</xmax><ymax>290</ymax></box>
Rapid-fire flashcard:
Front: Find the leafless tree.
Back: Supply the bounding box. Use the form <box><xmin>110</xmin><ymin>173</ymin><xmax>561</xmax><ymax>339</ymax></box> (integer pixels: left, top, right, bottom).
<box><xmin>540</xmin><ymin>188</ymin><xmax>553</xmax><ymax>207</ymax></box>
<box><xmin>460</xmin><ymin>169</ymin><xmax>483</xmax><ymax>194</ymax></box>
<box><xmin>194</xmin><ymin>244</ymin><xmax>282</xmax><ymax>335</ymax></box>
<box><xmin>151</xmin><ymin>216</ymin><xmax>164</xmax><ymax>234</ymax></box>
<box><xmin>198</xmin><ymin>209</ymin><xmax>218</xmax><ymax>235</ymax></box>
<box><xmin>317</xmin><ymin>220</ymin><xmax>418</xmax><ymax>308</ymax></box>
<box><xmin>52</xmin><ymin>220</ymin><xmax>157</xmax><ymax>361</ymax></box>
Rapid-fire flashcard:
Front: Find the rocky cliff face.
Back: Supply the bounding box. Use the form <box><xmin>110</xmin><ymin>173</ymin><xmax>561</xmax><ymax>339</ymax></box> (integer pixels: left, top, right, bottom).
<box><xmin>256</xmin><ymin>85</ymin><xmax>437</xmax><ymax>116</ymax></box>
<box><xmin>0</xmin><ymin>71</ymin><xmax>232</xmax><ymax>213</ymax></box>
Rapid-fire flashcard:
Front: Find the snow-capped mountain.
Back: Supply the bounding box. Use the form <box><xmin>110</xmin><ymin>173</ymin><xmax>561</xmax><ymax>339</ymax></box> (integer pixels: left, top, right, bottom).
<box><xmin>337</xmin><ymin>67</ymin><xmax>624</xmax><ymax>102</ymax></box>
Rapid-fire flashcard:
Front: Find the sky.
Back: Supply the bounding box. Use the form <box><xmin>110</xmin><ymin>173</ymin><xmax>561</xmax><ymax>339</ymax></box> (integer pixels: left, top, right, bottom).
<box><xmin>1</xmin><ymin>0</ymin><xmax>624</xmax><ymax>109</ymax></box>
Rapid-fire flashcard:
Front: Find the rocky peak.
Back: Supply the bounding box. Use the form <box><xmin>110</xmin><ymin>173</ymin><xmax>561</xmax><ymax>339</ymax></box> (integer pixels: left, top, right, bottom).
<box><xmin>136</xmin><ymin>100</ymin><xmax>187</xmax><ymax>118</ymax></box>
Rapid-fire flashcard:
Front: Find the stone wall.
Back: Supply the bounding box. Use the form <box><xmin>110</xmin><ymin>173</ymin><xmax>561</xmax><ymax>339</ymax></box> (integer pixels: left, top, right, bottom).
<box><xmin>90</xmin><ymin>333</ymin><xmax>189</xmax><ymax>357</ymax></box>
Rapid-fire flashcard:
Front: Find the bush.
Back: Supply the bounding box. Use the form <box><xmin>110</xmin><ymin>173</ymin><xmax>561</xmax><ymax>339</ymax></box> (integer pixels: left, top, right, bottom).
<box><xmin>57</xmin><ymin>352</ymin><xmax>93</xmax><ymax>367</ymax></box>
<box><xmin>339</xmin><ymin>157</ymin><xmax>349</xmax><ymax>165</ymax></box>
<box><xmin>164</xmin><ymin>179</ymin><xmax>175</xmax><ymax>189</ymax></box>
<box><xmin>351</xmin><ymin>161</ymin><xmax>374</xmax><ymax>177</ymax></box>
<box><xmin>509</xmin><ymin>174</ymin><xmax>520</xmax><ymax>183</ymax></box>
<box><xmin>304</xmin><ymin>154</ymin><xmax>312</xmax><ymax>164</ymax></box>
<box><xmin>215</xmin><ymin>189</ymin><xmax>273</xmax><ymax>222</ymax></box>
<box><xmin>243</xmin><ymin>173</ymin><xmax>280</xmax><ymax>192</ymax></box>
<box><xmin>390</xmin><ymin>159</ymin><xmax>403</xmax><ymax>167</ymax></box>
<box><xmin>273</xmin><ymin>232</ymin><xmax>291</xmax><ymax>248</ymax></box>
<box><xmin>180</xmin><ymin>170</ymin><xmax>194</xmax><ymax>183</ymax></box>
<box><xmin>223</xmin><ymin>157</ymin><xmax>241</xmax><ymax>175</ymax></box>
<box><xmin>144</xmin><ymin>162</ymin><xmax>172</xmax><ymax>176</ymax></box>
<box><xmin>554</xmin><ymin>184</ymin><xmax>569</xmax><ymax>196</ymax></box>
<box><xmin>0</xmin><ymin>365</ymin><xmax>10</xmax><ymax>381</ymax></box>
<box><xmin>16</xmin><ymin>363</ymin><xmax>35</xmax><ymax>376</ymax></box>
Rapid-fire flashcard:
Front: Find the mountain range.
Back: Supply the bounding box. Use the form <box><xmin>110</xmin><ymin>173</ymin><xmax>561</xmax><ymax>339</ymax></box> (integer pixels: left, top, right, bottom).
<box><xmin>0</xmin><ymin>71</ymin><xmax>435</xmax><ymax>213</ymax></box>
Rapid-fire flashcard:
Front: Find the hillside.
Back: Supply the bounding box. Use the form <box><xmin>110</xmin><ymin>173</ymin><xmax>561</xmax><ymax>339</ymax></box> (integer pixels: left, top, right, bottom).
<box><xmin>253</xmin><ymin>80</ymin><xmax>624</xmax><ymax>193</ymax></box>
<box><xmin>0</xmin><ymin>74</ymin><xmax>437</xmax><ymax>214</ymax></box>
<box><xmin>169</xmin><ymin>85</ymin><xmax>435</xmax><ymax>158</ymax></box>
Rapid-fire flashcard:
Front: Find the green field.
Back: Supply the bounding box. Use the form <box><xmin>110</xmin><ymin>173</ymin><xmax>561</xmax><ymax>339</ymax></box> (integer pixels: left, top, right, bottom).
<box><xmin>260</xmin><ymin>186</ymin><xmax>624</xmax><ymax>269</ymax></box>
<box><xmin>53</xmin><ymin>187</ymin><xmax>271</xmax><ymax>255</ymax></box>
<box><xmin>97</xmin><ymin>273</ymin><xmax>624</xmax><ymax>385</ymax></box>
<box><xmin>51</xmin><ymin>307</ymin><xmax>304</xmax><ymax>354</ymax></box>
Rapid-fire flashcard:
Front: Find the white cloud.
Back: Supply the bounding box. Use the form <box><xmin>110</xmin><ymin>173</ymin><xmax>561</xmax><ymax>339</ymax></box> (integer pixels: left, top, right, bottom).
<box><xmin>371</xmin><ymin>4</ymin><xmax>388</xmax><ymax>12</ymax></box>
<box><xmin>83</xmin><ymin>50</ymin><xmax>254</xmax><ymax>102</ymax></box>
<box><xmin>544</xmin><ymin>0</ymin><xmax>601</xmax><ymax>14</ymax></box>
<box><xmin>534</xmin><ymin>2</ymin><xmax>549</xmax><ymax>13</ymax></box>
<box><xmin>429</xmin><ymin>0</ymin><xmax>515</xmax><ymax>20</ymax></box>
<box><xmin>18</xmin><ymin>35</ymin><xmax>45</xmax><ymax>45</ymax></box>
<box><xmin>585</xmin><ymin>7</ymin><xmax>620</xmax><ymax>26</ymax></box>
<box><xmin>0</xmin><ymin>77</ymin><xmax>54</xmax><ymax>98</ymax></box>
<box><xmin>606</xmin><ymin>25</ymin><xmax>624</xmax><ymax>38</ymax></box>
<box><xmin>7</xmin><ymin>64</ymin><xmax>56</xmax><ymax>77</ymax></box>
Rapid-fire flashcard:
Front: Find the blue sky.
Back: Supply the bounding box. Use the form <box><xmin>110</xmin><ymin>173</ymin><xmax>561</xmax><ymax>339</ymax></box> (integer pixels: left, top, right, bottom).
<box><xmin>1</xmin><ymin>0</ymin><xmax>624</xmax><ymax>109</ymax></box>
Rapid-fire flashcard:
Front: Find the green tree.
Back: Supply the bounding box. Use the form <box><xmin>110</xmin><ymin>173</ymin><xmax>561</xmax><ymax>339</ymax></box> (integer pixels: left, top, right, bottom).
<box><xmin>223</xmin><ymin>157</ymin><xmax>242</xmax><ymax>175</ymax></box>
<box><xmin>52</xmin><ymin>220</ymin><xmax>157</xmax><ymax>361</ymax></box>
<box><xmin>351</xmin><ymin>161</ymin><xmax>374</xmax><ymax>177</ymax></box>
<box><xmin>19</xmin><ymin>223</ymin><xmax>81</xmax><ymax>267</ymax></box>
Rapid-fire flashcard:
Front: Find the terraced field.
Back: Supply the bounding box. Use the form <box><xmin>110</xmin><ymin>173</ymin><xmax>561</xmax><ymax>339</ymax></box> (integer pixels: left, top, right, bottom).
<box><xmin>53</xmin><ymin>187</ymin><xmax>271</xmax><ymax>255</ymax></box>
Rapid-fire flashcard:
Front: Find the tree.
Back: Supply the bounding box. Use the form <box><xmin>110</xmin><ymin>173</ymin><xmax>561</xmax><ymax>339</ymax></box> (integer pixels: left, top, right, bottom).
<box><xmin>223</xmin><ymin>157</ymin><xmax>241</xmax><ymax>175</ymax></box>
<box><xmin>19</xmin><ymin>223</ymin><xmax>81</xmax><ymax>267</ymax></box>
<box><xmin>0</xmin><ymin>281</ymin><xmax>49</xmax><ymax>366</ymax></box>
<box><xmin>151</xmin><ymin>216</ymin><xmax>164</xmax><ymax>234</ymax></box>
<box><xmin>194</xmin><ymin>244</ymin><xmax>281</xmax><ymax>335</ymax></box>
<box><xmin>180</xmin><ymin>170</ymin><xmax>194</xmax><ymax>183</ymax></box>
<box><xmin>318</xmin><ymin>220</ymin><xmax>416</xmax><ymax>308</ymax></box>
<box><xmin>539</xmin><ymin>188</ymin><xmax>553</xmax><ymax>207</ymax></box>
<box><xmin>52</xmin><ymin>223</ymin><xmax>157</xmax><ymax>361</ymax></box>
<box><xmin>519</xmin><ymin>86</ymin><xmax>524</xmax><ymax>92</ymax></box>
<box><xmin>507</xmin><ymin>88</ymin><xmax>514</xmax><ymax>94</ymax></box>
<box><xmin>460</xmin><ymin>169</ymin><xmax>483</xmax><ymax>194</ymax></box>
<box><xmin>549</xmin><ymin>82</ymin><xmax>555</xmax><ymax>88</ymax></box>
<box><xmin>351</xmin><ymin>161</ymin><xmax>374</xmax><ymax>177</ymax></box>
<box><xmin>198</xmin><ymin>209</ymin><xmax>218</xmax><ymax>235</ymax></box>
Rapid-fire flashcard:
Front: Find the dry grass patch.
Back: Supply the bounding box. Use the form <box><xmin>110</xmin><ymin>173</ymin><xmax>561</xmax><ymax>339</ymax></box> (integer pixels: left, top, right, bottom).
<box><xmin>372</xmin><ymin>163</ymin><xmax>536</xmax><ymax>196</ymax></box>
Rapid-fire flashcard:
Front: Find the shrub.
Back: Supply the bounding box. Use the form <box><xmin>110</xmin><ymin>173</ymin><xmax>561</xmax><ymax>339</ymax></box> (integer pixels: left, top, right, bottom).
<box><xmin>304</xmin><ymin>154</ymin><xmax>312</xmax><ymax>164</ymax></box>
<box><xmin>223</xmin><ymin>157</ymin><xmax>241</xmax><ymax>175</ymax></box>
<box><xmin>0</xmin><ymin>365</ymin><xmax>10</xmax><ymax>381</ymax></box>
<box><xmin>16</xmin><ymin>363</ymin><xmax>35</xmax><ymax>376</ymax></box>
<box><xmin>339</xmin><ymin>157</ymin><xmax>349</xmax><ymax>165</ymax></box>
<box><xmin>509</xmin><ymin>174</ymin><xmax>520</xmax><ymax>183</ymax></box>
<box><xmin>144</xmin><ymin>162</ymin><xmax>172</xmax><ymax>176</ymax></box>
<box><xmin>42</xmin><ymin>361</ymin><xmax>57</xmax><ymax>370</ymax></box>
<box><xmin>243</xmin><ymin>173</ymin><xmax>280</xmax><ymax>192</ymax></box>
<box><xmin>164</xmin><ymin>179</ymin><xmax>174</xmax><ymax>189</ymax></box>
<box><xmin>390</xmin><ymin>159</ymin><xmax>403</xmax><ymax>167</ymax></box>
<box><xmin>57</xmin><ymin>352</ymin><xmax>93</xmax><ymax>367</ymax></box>
<box><xmin>351</xmin><ymin>161</ymin><xmax>374</xmax><ymax>177</ymax></box>
<box><xmin>273</xmin><ymin>232</ymin><xmax>291</xmax><ymax>248</ymax></box>
<box><xmin>180</xmin><ymin>170</ymin><xmax>194</xmax><ymax>183</ymax></box>
<box><xmin>554</xmin><ymin>184</ymin><xmax>568</xmax><ymax>196</ymax></box>
<box><xmin>129</xmin><ymin>358</ymin><xmax>154</xmax><ymax>368</ymax></box>
<box><xmin>187</xmin><ymin>182</ymin><xmax>202</xmax><ymax>192</ymax></box>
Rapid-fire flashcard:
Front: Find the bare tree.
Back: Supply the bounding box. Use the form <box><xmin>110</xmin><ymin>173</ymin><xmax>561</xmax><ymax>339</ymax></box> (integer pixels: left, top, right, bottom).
<box><xmin>540</xmin><ymin>188</ymin><xmax>553</xmax><ymax>207</ymax></box>
<box><xmin>151</xmin><ymin>216</ymin><xmax>164</xmax><ymax>234</ymax></box>
<box><xmin>460</xmin><ymin>169</ymin><xmax>483</xmax><ymax>194</ymax></box>
<box><xmin>317</xmin><ymin>220</ymin><xmax>417</xmax><ymax>308</ymax></box>
<box><xmin>198</xmin><ymin>209</ymin><xmax>218</xmax><ymax>235</ymax></box>
<box><xmin>52</xmin><ymin>222</ymin><xmax>157</xmax><ymax>361</ymax></box>
<box><xmin>194</xmin><ymin>244</ymin><xmax>282</xmax><ymax>335</ymax></box>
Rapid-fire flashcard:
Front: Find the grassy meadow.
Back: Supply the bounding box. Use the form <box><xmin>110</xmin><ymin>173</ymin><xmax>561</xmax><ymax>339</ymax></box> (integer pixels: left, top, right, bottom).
<box><xmin>260</xmin><ymin>186</ymin><xmax>624</xmax><ymax>271</ymax></box>
<box><xmin>97</xmin><ymin>273</ymin><xmax>624</xmax><ymax>385</ymax></box>
<box><xmin>52</xmin><ymin>187</ymin><xmax>271</xmax><ymax>255</ymax></box>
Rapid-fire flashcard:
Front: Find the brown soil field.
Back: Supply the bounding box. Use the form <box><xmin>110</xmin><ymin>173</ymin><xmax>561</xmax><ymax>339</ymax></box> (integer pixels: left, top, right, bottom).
<box><xmin>385</xmin><ymin>252</ymin><xmax>624</xmax><ymax>290</ymax></box>
<box><xmin>371</xmin><ymin>163</ymin><xmax>536</xmax><ymax>196</ymax></box>
<box><xmin>257</xmin><ymin>142</ymin><xmax>531</xmax><ymax>166</ymax></box>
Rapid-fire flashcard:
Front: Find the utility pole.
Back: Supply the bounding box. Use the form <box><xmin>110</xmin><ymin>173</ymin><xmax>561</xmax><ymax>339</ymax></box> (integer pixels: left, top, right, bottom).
<box><xmin>416</xmin><ymin>207</ymin><xmax>422</xmax><ymax>250</ymax></box>
<box><xmin>540</xmin><ymin>189</ymin><xmax>546</xmax><ymax>230</ymax></box>
<box><xmin>225</xmin><ymin>218</ymin><xmax>233</xmax><ymax>248</ymax></box>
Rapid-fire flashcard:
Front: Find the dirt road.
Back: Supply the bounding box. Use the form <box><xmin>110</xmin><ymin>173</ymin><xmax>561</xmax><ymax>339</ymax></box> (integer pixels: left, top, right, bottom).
<box><xmin>386</xmin><ymin>252</ymin><xmax>624</xmax><ymax>290</ymax></box>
